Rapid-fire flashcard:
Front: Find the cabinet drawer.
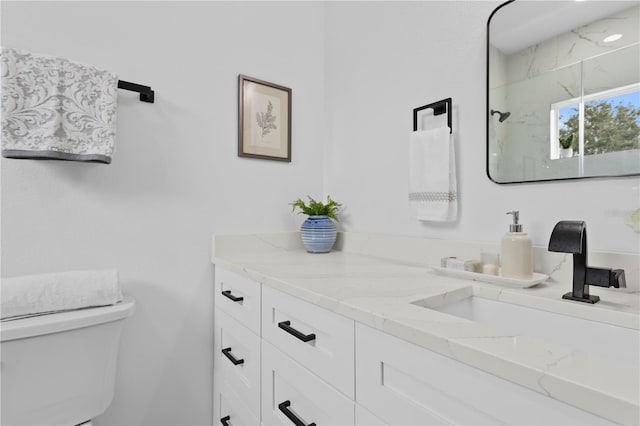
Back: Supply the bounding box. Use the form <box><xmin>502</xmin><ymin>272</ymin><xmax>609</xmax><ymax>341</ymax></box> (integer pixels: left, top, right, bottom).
<box><xmin>261</xmin><ymin>285</ymin><xmax>355</xmax><ymax>398</ymax></box>
<box><xmin>356</xmin><ymin>404</ymin><xmax>387</xmax><ymax>426</ymax></box>
<box><xmin>214</xmin><ymin>309</ymin><xmax>261</xmax><ymax>417</ymax></box>
<box><xmin>261</xmin><ymin>341</ymin><xmax>354</xmax><ymax>426</ymax></box>
<box><xmin>213</xmin><ymin>386</ymin><xmax>260</xmax><ymax>426</ymax></box>
<box><xmin>215</xmin><ymin>267</ymin><xmax>261</xmax><ymax>335</ymax></box>
<box><xmin>356</xmin><ymin>323</ymin><xmax>612</xmax><ymax>426</ymax></box>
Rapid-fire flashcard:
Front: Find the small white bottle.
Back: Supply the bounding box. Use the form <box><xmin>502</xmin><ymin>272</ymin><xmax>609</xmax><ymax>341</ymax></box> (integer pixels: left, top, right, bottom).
<box><xmin>501</xmin><ymin>211</ymin><xmax>533</xmax><ymax>279</ymax></box>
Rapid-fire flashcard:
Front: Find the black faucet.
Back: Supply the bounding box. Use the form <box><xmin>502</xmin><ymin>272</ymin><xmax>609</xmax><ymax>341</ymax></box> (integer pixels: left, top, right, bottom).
<box><xmin>548</xmin><ymin>221</ymin><xmax>626</xmax><ymax>304</ymax></box>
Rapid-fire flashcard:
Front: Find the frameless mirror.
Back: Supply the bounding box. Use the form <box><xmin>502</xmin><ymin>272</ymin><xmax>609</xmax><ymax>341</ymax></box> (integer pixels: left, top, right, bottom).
<box><xmin>487</xmin><ymin>0</ymin><xmax>640</xmax><ymax>183</ymax></box>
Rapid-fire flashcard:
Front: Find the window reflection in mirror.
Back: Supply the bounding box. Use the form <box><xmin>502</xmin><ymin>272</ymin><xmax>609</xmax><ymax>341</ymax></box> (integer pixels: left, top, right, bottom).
<box><xmin>487</xmin><ymin>0</ymin><xmax>640</xmax><ymax>183</ymax></box>
<box><xmin>552</xmin><ymin>82</ymin><xmax>639</xmax><ymax>159</ymax></box>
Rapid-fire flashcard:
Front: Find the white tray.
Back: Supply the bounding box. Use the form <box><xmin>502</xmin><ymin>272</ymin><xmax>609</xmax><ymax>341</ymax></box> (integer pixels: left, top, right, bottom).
<box><xmin>431</xmin><ymin>267</ymin><xmax>549</xmax><ymax>288</ymax></box>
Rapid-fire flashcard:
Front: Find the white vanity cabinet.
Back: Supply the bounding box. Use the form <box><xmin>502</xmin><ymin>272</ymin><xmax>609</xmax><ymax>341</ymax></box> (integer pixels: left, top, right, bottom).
<box><xmin>214</xmin><ymin>309</ymin><xmax>261</xmax><ymax>416</ymax></box>
<box><xmin>213</xmin><ymin>267</ymin><xmax>357</xmax><ymax>426</ymax></box>
<box><xmin>355</xmin><ymin>323</ymin><xmax>613</xmax><ymax>426</ymax></box>
<box><xmin>216</xmin><ymin>386</ymin><xmax>260</xmax><ymax>426</ymax></box>
<box><xmin>215</xmin><ymin>268</ymin><xmax>261</xmax><ymax>335</ymax></box>
<box><xmin>213</xmin><ymin>266</ymin><xmax>614</xmax><ymax>426</ymax></box>
<box><xmin>261</xmin><ymin>341</ymin><xmax>354</xmax><ymax>426</ymax></box>
<box><xmin>355</xmin><ymin>405</ymin><xmax>387</xmax><ymax>426</ymax></box>
<box><xmin>213</xmin><ymin>269</ymin><xmax>262</xmax><ymax>425</ymax></box>
<box><xmin>261</xmin><ymin>285</ymin><xmax>355</xmax><ymax>399</ymax></box>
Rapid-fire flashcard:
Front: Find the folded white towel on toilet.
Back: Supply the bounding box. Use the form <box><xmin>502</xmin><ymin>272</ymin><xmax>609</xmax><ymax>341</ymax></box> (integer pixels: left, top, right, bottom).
<box><xmin>409</xmin><ymin>126</ymin><xmax>458</xmax><ymax>222</ymax></box>
<box><xmin>1</xmin><ymin>269</ymin><xmax>123</xmax><ymax>320</ymax></box>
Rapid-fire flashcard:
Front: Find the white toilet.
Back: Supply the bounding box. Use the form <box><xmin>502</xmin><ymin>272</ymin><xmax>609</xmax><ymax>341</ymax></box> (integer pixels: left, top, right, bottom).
<box><xmin>0</xmin><ymin>297</ymin><xmax>135</xmax><ymax>426</ymax></box>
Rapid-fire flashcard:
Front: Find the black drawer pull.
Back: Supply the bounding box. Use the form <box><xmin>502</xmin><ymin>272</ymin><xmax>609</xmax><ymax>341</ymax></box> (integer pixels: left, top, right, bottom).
<box><xmin>222</xmin><ymin>290</ymin><xmax>244</xmax><ymax>303</ymax></box>
<box><xmin>220</xmin><ymin>415</ymin><xmax>231</xmax><ymax>426</ymax></box>
<box><xmin>278</xmin><ymin>320</ymin><xmax>316</xmax><ymax>343</ymax></box>
<box><xmin>278</xmin><ymin>400</ymin><xmax>316</xmax><ymax>426</ymax></box>
<box><xmin>222</xmin><ymin>347</ymin><xmax>245</xmax><ymax>365</ymax></box>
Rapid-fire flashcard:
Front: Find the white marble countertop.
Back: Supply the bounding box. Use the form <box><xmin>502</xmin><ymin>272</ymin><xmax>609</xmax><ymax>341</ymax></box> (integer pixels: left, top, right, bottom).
<box><xmin>211</xmin><ymin>232</ymin><xmax>640</xmax><ymax>425</ymax></box>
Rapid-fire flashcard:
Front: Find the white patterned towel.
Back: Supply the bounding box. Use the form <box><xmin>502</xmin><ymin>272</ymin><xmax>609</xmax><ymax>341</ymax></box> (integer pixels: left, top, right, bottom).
<box><xmin>409</xmin><ymin>126</ymin><xmax>458</xmax><ymax>221</ymax></box>
<box><xmin>1</xmin><ymin>47</ymin><xmax>118</xmax><ymax>164</ymax></box>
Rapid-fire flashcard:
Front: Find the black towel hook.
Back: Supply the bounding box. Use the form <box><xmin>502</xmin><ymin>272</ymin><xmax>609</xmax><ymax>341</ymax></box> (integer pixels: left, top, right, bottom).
<box><xmin>413</xmin><ymin>98</ymin><xmax>452</xmax><ymax>133</ymax></box>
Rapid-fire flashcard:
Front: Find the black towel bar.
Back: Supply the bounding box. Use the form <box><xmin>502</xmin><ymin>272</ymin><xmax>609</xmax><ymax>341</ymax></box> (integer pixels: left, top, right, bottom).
<box><xmin>413</xmin><ymin>98</ymin><xmax>452</xmax><ymax>133</ymax></box>
<box><xmin>117</xmin><ymin>80</ymin><xmax>154</xmax><ymax>103</ymax></box>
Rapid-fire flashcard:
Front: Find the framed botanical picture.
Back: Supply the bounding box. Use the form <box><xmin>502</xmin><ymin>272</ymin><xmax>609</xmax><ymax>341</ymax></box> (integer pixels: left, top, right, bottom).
<box><xmin>238</xmin><ymin>75</ymin><xmax>292</xmax><ymax>162</ymax></box>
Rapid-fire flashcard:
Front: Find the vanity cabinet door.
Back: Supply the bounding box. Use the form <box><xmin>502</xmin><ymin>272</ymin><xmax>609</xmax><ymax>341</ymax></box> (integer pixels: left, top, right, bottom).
<box><xmin>356</xmin><ymin>404</ymin><xmax>387</xmax><ymax>426</ymax></box>
<box><xmin>214</xmin><ymin>309</ymin><xmax>261</xmax><ymax>418</ymax></box>
<box><xmin>261</xmin><ymin>341</ymin><xmax>354</xmax><ymax>426</ymax></box>
<box><xmin>214</xmin><ymin>386</ymin><xmax>260</xmax><ymax>426</ymax></box>
<box><xmin>261</xmin><ymin>285</ymin><xmax>355</xmax><ymax>399</ymax></box>
<box><xmin>215</xmin><ymin>267</ymin><xmax>261</xmax><ymax>335</ymax></box>
<box><xmin>356</xmin><ymin>323</ymin><xmax>613</xmax><ymax>426</ymax></box>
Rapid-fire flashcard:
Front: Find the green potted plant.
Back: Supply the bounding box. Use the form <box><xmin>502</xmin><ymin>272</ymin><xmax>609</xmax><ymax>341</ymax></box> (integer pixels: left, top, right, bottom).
<box><xmin>290</xmin><ymin>195</ymin><xmax>342</xmax><ymax>253</ymax></box>
<box><xmin>559</xmin><ymin>134</ymin><xmax>575</xmax><ymax>158</ymax></box>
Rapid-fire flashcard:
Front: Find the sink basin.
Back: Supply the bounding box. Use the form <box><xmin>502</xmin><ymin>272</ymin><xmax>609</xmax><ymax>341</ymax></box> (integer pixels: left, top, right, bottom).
<box><xmin>416</xmin><ymin>294</ymin><xmax>639</xmax><ymax>365</ymax></box>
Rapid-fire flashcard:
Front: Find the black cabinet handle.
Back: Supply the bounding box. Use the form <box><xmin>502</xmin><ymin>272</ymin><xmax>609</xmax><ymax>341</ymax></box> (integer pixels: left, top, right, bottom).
<box><xmin>278</xmin><ymin>400</ymin><xmax>316</xmax><ymax>426</ymax></box>
<box><xmin>278</xmin><ymin>321</ymin><xmax>316</xmax><ymax>343</ymax></box>
<box><xmin>222</xmin><ymin>290</ymin><xmax>244</xmax><ymax>303</ymax></box>
<box><xmin>220</xmin><ymin>415</ymin><xmax>231</xmax><ymax>426</ymax></box>
<box><xmin>222</xmin><ymin>347</ymin><xmax>245</xmax><ymax>365</ymax></box>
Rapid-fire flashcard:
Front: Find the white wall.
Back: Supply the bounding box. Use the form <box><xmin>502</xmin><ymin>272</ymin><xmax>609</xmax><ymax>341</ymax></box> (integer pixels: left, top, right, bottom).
<box><xmin>324</xmin><ymin>1</ymin><xmax>640</xmax><ymax>254</ymax></box>
<box><xmin>1</xmin><ymin>2</ymin><xmax>325</xmax><ymax>425</ymax></box>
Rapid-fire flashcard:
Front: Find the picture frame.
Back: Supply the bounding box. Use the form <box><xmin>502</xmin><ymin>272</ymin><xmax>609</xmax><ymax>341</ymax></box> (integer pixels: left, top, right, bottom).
<box><xmin>238</xmin><ymin>74</ymin><xmax>292</xmax><ymax>162</ymax></box>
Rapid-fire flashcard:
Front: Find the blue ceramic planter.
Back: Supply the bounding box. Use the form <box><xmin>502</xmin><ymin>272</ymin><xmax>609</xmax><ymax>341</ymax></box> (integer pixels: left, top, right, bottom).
<box><xmin>300</xmin><ymin>215</ymin><xmax>337</xmax><ymax>253</ymax></box>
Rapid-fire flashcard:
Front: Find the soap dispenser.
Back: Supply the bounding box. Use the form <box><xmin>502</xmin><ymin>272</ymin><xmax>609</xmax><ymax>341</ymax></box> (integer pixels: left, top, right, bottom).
<box><xmin>501</xmin><ymin>211</ymin><xmax>533</xmax><ymax>279</ymax></box>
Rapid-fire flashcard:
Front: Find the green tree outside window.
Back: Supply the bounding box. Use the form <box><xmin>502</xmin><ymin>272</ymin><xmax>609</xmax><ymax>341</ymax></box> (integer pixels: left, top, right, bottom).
<box><xmin>559</xmin><ymin>98</ymin><xmax>640</xmax><ymax>156</ymax></box>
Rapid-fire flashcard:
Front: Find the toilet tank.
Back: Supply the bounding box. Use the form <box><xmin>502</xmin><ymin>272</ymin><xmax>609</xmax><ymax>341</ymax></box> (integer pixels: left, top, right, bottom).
<box><xmin>0</xmin><ymin>297</ymin><xmax>135</xmax><ymax>426</ymax></box>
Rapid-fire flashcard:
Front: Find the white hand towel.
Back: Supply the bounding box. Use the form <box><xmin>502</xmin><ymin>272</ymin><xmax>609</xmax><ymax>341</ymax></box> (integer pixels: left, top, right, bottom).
<box><xmin>409</xmin><ymin>127</ymin><xmax>458</xmax><ymax>221</ymax></box>
<box><xmin>1</xmin><ymin>47</ymin><xmax>118</xmax><ymax>164</ymax></box>
<box><xmin>1</xmin><ymin>269</ymin><xmax>123</xmax><ymax>320</ymax></box>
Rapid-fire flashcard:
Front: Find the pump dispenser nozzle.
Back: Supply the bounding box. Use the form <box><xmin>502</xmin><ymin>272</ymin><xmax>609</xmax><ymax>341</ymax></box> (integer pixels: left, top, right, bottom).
<box><xmin>506</xmin><ymin>211</ymin><xmax>522</xmax><ymax>232</ymax></box>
